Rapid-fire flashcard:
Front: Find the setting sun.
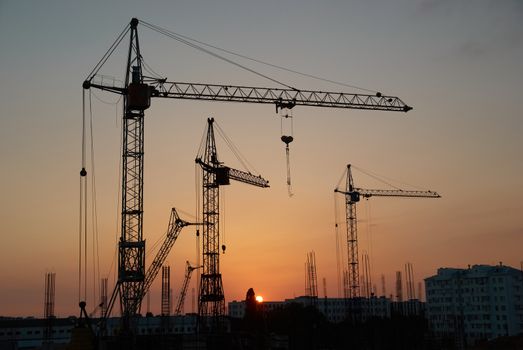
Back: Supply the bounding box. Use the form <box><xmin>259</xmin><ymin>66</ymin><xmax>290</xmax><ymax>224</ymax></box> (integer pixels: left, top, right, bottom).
<box><xmin>255</xmin><ymin>295</ymin><xmax>263</xmax><ymax>303</ymax></box>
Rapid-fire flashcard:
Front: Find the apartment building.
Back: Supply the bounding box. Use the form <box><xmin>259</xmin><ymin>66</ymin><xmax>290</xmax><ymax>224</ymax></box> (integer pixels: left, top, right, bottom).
<box><xmin>425</xmin><ymin>264</ymin><xmax>523</xmax><ymax>346</ymax></box>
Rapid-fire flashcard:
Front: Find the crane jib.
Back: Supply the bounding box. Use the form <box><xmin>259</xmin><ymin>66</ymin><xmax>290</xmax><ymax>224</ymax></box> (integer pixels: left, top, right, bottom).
<box><xmin>85</xmin><ymin>80</ymin><xmax>412</xmax><ymax>112</ymax></box>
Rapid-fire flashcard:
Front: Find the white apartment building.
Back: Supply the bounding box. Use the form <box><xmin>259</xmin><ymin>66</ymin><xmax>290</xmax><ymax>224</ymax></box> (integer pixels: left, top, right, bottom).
<box><xmin>425</xmin><ymin>264</ymin><xmax>523</xmax><ymax>346</ymax></box>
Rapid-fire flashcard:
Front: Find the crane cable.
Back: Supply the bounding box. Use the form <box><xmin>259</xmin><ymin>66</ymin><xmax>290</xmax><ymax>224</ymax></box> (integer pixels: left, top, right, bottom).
<box><xmin>88</xmin><ymin>91</ymin><xmax>102</xmax><ymax>308</ymax></box>
<box><xmin>214</xmin><ymin>121</ymin><xmax>259</xmax><ymax>175</ymax></box>
<box><xmin>139</xmin><ymin>19</ymin><xmax>378</xmax><ymax>94</ymax></box>
<box><xmin>81</xmin><ymin>23</ymin><xmax>128</xmax><ymax>297</ymax></box>
<box><xmin>363</xmin><ymin>200</ymin><xmax>373</xmax><ymax>296</ymax></box>
<box><xmin>195</xmin><ymin>122</ymin><xmax>208</xmax><ymax>310</ymax></box>
<box><xmin>196</xmin><ymin>121</ymin><xmax>209</xmax><ymax>160</ymax></box>
<box><xmin>352</xmin><ymin>165</ymin><xmax>427</xmax><ymax>191</ymax></box>
<box><xmin>79</xmin><ymin>90</ymin><xmax>87</xmax><ymax>304</ymax></box>
<box><xmin>85</xmin><ymin>24</ymin><xmax>131</xmax><ymax>82</ymax></box>
<box><xmin>334</xmin><ymin>165</ymin><xmax>353</xmax><ymax>298</ymax></box>
<box><xmin>280</xmin><ymin>108</ymin><xmax>294</xmax><ymax>197</ymax></box>
<box><xmin>285</xmin><ymin>144</ymin><xmax>293</xmax><ymax>197</ymax></box>
<box><xmin>333</xmin><ymin>193</ymin><xmax>342</xmax><ymax>298</ymax></box>
<box><xmin>140</xmin><ymin>21</ymin><xmax>297</xmax><ymax>91</ymax></box>
<box><xmin>78</xmin><ymin>90</ymin><xmax>104</xmax><ymax>309</ymax></box>
<box><xmin>90</xmin><ymin>90</ymin><xmax>122</xmax><ymax>106</ymax></box>
<box><xmin>85</xmin><ymin>18</ymin><xmax>382</xmax><ymax>95</ymax></box>
<box><xmin>143</xmin><ymin>207</ymin><xmax>197</xmax><ymax>258</ymax></box>
<box><xmin>335</xmin><ymin>166</ymin><xmax>348</xmax><ymax>192</ymax></box>
<box><xmin>141</xmin><ymin>56</ymin><xmax>164</xmax><ymax>80</ymax></box>
<box><xmin>221</xmin><ymin>185</ymin><xmax>226</xmax><ymax>254</ymax></box>
<box><xmin>103</xmin><ymin>95</ymin><xmax>123</xmax><ymax>292</ymax></box>
<box><xmin>195</xmin><ymin>160</ymin><xmax>201</xmax><ymax>311</ymax></box>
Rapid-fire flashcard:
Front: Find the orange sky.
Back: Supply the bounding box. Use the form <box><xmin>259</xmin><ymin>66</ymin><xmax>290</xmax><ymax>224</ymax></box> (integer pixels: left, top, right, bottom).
<box><xmin>0</xmin><ymin>1</ymin><xmax>522</xmax><ymax>317</ymax></box>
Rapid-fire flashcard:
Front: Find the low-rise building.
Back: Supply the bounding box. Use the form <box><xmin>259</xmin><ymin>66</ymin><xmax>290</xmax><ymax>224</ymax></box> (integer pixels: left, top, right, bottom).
<box><xmin>0</xmin><ymin>314</ymin><xmax>198</xmax><ymax>349</ymax></box>
<box><xmin>228</xmin><ymin>295</ymin><xmax>393</xmax><ymax>323</ymax></box>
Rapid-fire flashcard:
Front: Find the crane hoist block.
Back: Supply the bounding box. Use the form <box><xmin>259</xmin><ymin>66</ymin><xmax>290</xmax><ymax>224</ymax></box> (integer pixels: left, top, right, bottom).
<box><xmin>128</xmin><ymin>83</ymin><xmax>151</xmax><ymax>110</ymax></box>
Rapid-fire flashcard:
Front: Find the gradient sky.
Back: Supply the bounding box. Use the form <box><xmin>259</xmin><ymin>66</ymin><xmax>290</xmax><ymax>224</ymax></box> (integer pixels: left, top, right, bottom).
<box><xmin>0</xmin><ymin>0</ymin><xmax>522</xmax><ymax>317</ymax></box>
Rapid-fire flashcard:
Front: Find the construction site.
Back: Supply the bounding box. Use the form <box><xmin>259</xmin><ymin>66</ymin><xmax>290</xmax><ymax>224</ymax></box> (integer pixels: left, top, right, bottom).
<box><xmin>3</xmin><ymin>10</ymin><xmax>522</xmax><ymax>350</ymax></box>
<box><xmin>4</xmin><ymin>16</ymin><xmax>438</xmax><ymax>350</ymax></box>
<box><xmin>69</xmin><ymin>17</ymin><xmax>435</xmax><ymax>349</ymax></box>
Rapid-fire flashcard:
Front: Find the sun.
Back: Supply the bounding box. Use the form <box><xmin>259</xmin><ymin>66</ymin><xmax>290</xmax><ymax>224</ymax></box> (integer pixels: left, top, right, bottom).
<box><xmin>255</xmin><ymin>295</ymin><xmax>263</xmax><ymax>303</ymax></box>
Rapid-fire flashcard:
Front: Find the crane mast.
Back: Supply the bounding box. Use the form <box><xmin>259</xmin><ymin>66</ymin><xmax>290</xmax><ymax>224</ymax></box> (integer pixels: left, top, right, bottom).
<box><xmin>198</xmin><ymin>118</ymin><xmax>225</xmax><ymax>322</ymax></box>
<box><xmin>116</xmin><ymin>18</ymin><xmax>147</xmax><ymax>327</ymax></box>
<box><xmin>82</xmin><ymin>18</ymin><xmax>413</xmax><ymax>329</ymax></box>
<box><xmin>196</xmin><ymin>118</ymin><xmax>268</xmax><ymax>329</ymax></box>
<box><xmin>344</xmin><ymin>166</ymin><xmax>359</xmax><ymax>298</ymax></box>
<box><xmin>335</xmin><ymin>164</ymin><xmax>440</xmax><ymax>299</ymax></box>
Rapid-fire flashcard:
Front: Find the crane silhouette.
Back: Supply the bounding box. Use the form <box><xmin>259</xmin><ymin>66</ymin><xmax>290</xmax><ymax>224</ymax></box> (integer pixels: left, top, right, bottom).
<box><xmin>81</xmin><ymin>18</ymin><xmax>412</xmax><ymax>330</ymax></box>
<box><xmin>335</xmin><ymin>164</ymin><xmax>440</xmax><ymax>300</ymax></box>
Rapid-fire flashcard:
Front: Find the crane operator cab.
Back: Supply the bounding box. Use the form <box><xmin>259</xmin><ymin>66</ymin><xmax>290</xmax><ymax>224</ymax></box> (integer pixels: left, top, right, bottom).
<box><xmin>128</xmin><ymin>66</ymin><xmax>151</xmax><ymax>110</ymax></box>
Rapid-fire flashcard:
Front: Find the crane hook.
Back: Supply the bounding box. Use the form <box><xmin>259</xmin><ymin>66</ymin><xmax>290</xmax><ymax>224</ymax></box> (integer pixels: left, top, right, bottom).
<box><xmin>281</xmin><ymin>135</ymin><xmax>294</xmax><ymax>145</ymax></box>
<box><xmin>279</xmin><ymin>107</ymin><xmax>294</xmax><ymax>197</ymax></box>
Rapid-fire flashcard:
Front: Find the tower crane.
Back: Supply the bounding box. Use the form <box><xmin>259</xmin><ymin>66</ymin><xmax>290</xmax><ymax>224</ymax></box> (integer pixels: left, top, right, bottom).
<box><xmin>175</xmin><ymin>261</ymin><xmax>201</xmax><ymax>315</ymax></box>
<box><xmin>334</xmin><ymin>164</ymin><xmax>440</xmax><ymax>299</ymax></box>
<box><xmin>81</xmin><ymin>18</ymin><xmax>412</xmax><ymax>327</ymax></box>
<box><xmin>195</xmin><ymin>118</ymin><xmax>269</xmax><ymax>327</ymax></box>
